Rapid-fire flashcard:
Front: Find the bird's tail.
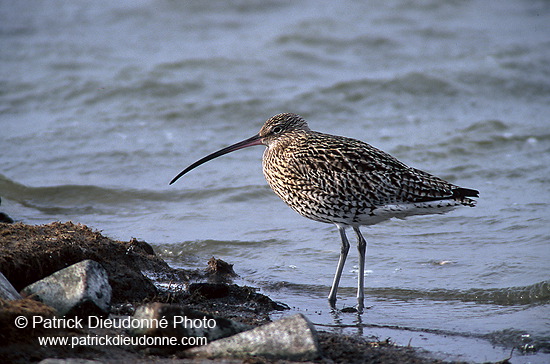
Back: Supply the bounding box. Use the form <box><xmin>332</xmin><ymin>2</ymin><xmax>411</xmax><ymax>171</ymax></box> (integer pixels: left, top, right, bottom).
<box><xmin>453</xmin><ymin>188</ymin><xmax>479</xmax><ymax>207</ymax></box>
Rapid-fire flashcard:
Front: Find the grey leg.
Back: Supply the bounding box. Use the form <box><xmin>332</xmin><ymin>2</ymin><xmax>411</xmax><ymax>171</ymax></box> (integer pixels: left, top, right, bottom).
<box><xmin>353</xmin><ymin>226</ymin><xmax>367</xmax><ymax>313</ymax></box>
<box><xmin>328</xmin><ymin>224</ymin><xmax>350</xmax><ymax>307</ymax></box>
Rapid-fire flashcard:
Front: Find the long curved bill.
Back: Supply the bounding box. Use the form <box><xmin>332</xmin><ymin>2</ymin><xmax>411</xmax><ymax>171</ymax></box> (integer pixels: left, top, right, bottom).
<box><xmin>169</xmin><ymin>134</ymin><xmax>263</xmax><ymax>185</ymax></box>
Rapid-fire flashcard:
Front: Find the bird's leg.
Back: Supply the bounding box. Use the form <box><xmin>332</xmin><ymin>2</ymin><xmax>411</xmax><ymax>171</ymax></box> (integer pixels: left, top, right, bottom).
<box><xmin>353</xmin><ymin>226</ymin><xmax>367</xmax><ymax>313</ymax></box>
<box><xmin>328</xmin><ymin>225</ymin><xmax>350</xmax><ymax>308</ymax></box>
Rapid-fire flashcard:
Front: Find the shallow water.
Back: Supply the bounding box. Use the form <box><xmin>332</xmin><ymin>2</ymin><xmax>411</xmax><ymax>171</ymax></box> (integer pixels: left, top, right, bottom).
<box><xmin>1</xmin><ymin>0</ymin><xmax>549</xmax><ymax>362</ymax></box>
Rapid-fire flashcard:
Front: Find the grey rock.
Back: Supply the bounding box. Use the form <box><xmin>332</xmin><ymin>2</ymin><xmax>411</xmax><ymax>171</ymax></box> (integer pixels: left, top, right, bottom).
<box><xmin>21</xmin><ymin>260</ymin><xmax>111</xmax><ymax>317</ymax></box>
<box><xmin>130</xmin><ymin>303</ymin><xmax>251</xmax><ymax>344</ymax></box>
<box><xmin>0</xmin><ymin>271</ymin><xmax>22</xmax><ymax>300</ymax></box>
<box><xmin>39</xmin><ymin>359</ymin><xmax>103</xmax><ymax>364</ymax></box>
<box><xmin>186</xmin><ymin>313</ymin><xmax>320</xmax><ymax>361</ymax></box>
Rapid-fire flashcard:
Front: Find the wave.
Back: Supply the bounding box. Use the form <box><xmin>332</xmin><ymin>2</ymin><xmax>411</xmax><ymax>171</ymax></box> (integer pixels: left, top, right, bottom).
<box><xmin>366</xmin><ymin>281</ymin><xmax>550</xmax><ymax>306</ymax></box>
<box><xmin>392</xmin><ymin>118</ymin><xmax>550</xmax><ymax>163</ymax></box>
<box><xmin>413</xmin><ymin>281</ymin><xmax>550</xmax><ymax>306</ymax></box>
<box><xmin>456</xmin><ymin>70</ymin><xmax>550</xmax><ymax>101</ymax></box>
<box><xmin>276</xmin><ymin>33</ymin><xmax>397</xmax><ymax>51</ymax></box>
<box><xmin>311</xmin><ymin>72</ymin><xmax>460</xmax><ymax>101</ymax></box>
<box><xmin>270</xmin><ymin>280</ymin><xmax>550</xmax><ymax>306</ymax></box>
<box><xmin>0</xmin><ymin>174</ymin><xmax>268</xmax><ymax>215</ymax></box>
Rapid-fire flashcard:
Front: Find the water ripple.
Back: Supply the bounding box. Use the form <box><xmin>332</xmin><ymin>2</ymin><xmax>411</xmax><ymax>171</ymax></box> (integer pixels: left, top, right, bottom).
<box><xmin>274</xmin><ymin>280</ymin><xmax>550</xmax><ymax>306</ymax></box>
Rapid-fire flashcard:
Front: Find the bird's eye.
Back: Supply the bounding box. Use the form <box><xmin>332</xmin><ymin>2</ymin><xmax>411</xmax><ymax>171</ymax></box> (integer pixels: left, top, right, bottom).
<box><xmin>272</xmin><ymin>125</ymin><xmax>283</xmax><ymax>134</ymax></box>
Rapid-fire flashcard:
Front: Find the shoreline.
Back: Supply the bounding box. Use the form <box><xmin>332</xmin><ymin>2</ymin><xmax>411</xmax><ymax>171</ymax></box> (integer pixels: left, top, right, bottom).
<box><xmin>1</xmin><ymin>221</ymin><xmax>474</xmax><ymax>363</ymax></box>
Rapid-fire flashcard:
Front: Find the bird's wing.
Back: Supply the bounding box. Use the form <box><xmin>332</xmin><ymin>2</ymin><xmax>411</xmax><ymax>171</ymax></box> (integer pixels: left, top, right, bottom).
<box><xmin>286</xmin><ymin>133</ymin><xmax>461</xmax><ymax>207</ymax></box>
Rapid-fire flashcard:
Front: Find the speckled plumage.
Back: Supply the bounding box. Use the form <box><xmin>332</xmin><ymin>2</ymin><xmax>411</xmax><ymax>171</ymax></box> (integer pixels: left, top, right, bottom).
<box><xmin>259</xmin><ymin>113</ymin><xmax>477</xmax><ymax>227</ymax></box>
<box><xmin>170</xmin><ymin>112</ymin><xmax>479</xmax><ymax>312</ymax></box>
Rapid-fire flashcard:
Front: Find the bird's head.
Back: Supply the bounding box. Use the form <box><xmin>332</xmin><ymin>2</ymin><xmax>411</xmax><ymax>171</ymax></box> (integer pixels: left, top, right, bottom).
<box><xmin>169</xmin><ymin>113</ymin><xmax>309</xmax><ymax>185</ymax></box>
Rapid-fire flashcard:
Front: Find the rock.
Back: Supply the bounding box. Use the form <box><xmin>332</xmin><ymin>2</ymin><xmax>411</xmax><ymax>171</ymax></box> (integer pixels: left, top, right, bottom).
<box><xmin>206</xmin><ymin>257</ymin><xmax>237</xmax><ymax>283</ymax></box>
<box><xmin>187</xmin><ymin>282</ymin><xmax>290</xmax><ymax>312</ymax></box>
<box><xmin>0</xmin><ymin>222</ymin><xmax>163</xmax><ymax>303</ymax></box>
<box><xmin>0</xmin><ymin>271</ymin><xmax>21</xmax><ymax>300</ymax></box>
<box><xmin>130</xmin><ymin>303</ymin><xmax>251</xmax><ymax>344</ymax></box>
<box><xmin>0</xmin><ymin>197</ymin><xmax>14</xmax><ymax>223</ymax></box>
<box><xmin>186</xmin><ymin>313</ymin><xmax>320</xmax><ymax>361</ymax></box>
<box><xmin>189</xmin><ymin>282</ymin><xmax>231</xmax><ymax>299</ymax></box>
<box><xmin>39</xmin><ymin>359</ymin><xmax>103</xmax><ymax>364</ymax></box>
<box><xmin>0</xmin><ymin>212</ymin><xmax>14</xmax><ymax>223</ymax></box>
<box><xmin>21</xmin><ymin>260</ymin><xmax>111</xmax><ymax>317</ymax></box>
<box><xmin>0</xmin><ymin>298</ymin><xmax>57</xmax><ymax>346</ymax></box>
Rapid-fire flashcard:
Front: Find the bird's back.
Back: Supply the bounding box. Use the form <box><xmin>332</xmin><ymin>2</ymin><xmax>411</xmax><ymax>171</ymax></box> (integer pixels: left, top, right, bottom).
<box><xmin>262</xmin><ymin>130</ymin><xmax>478</xmax><ymax>226</ymax></box>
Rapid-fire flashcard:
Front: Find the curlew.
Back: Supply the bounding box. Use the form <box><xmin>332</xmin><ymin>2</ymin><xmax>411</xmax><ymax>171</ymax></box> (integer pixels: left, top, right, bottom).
<box><xmin>170</xmin><ymin>113</ymin><xmax>479</xmax><ymax>312</ymax></box>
